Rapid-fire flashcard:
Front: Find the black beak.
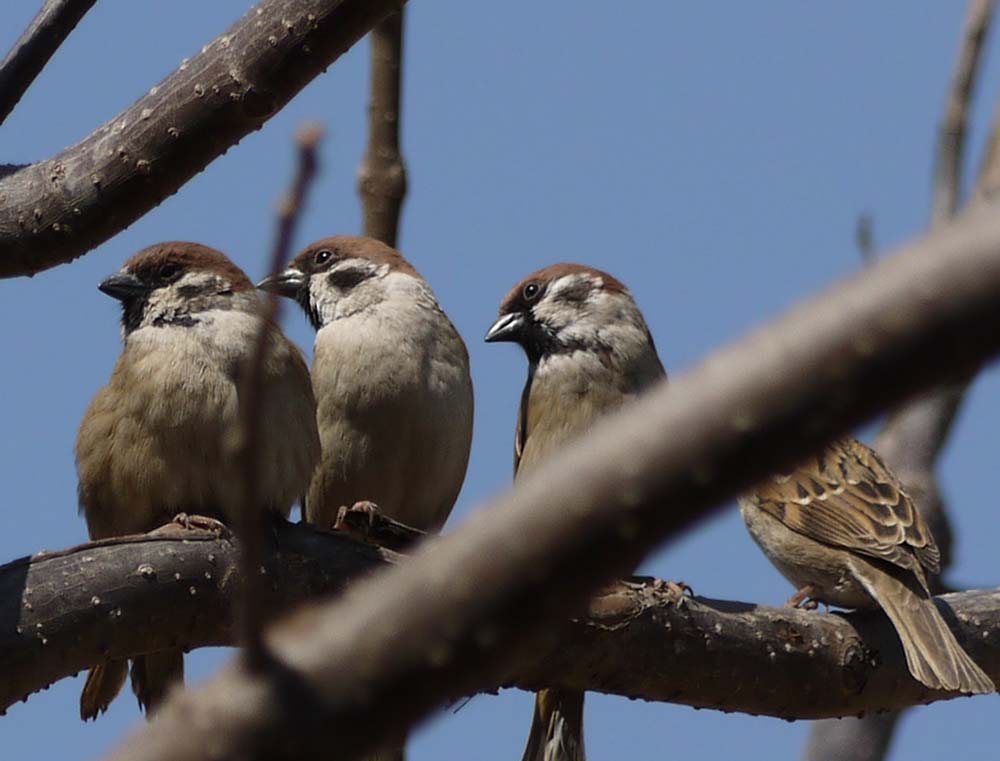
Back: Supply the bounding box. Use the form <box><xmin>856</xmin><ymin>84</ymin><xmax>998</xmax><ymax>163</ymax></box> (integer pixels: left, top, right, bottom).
<box><xmin>485</xmin><ymin>311</ymin><xmax>526</xmax><ymax>343</ymax></box>
<box><xmin>98</xmin><ymin>272</ymin><xmax>148</xmax><ymax>302</ymax></box>
<box><xmin>257</xmin><ymin>268</ymin><xmax>307</xmax><ymax>298</ymax></box>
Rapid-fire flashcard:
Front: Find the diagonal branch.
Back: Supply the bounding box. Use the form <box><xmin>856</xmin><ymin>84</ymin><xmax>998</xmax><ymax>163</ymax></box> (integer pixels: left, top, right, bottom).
<box><xmin>357</xmin><ymin>9</ymin><xmax>407</xmax><ymax>246</ymax></box>
<box><xmin>93</xmin><ymin>203</ymin><xmax>1000</xmax><ymax>761</ymax></box>
<box><xmin>0</xmin><ymin>0</ymin><xmax>405</xmax><ymax>280</ymax></box>
<box><xmin>0</xmin><ymin>0</ymin><xmax>98</xmax><ymax>126</ymax></box>
<box><xmin>1</xmin><ymin>528</ymin><xmax>998</xmax><ymax>722</ymax></box>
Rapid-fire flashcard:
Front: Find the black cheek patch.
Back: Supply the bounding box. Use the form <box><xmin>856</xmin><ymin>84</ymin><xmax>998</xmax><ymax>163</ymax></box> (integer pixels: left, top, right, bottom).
<box><xmin>328</xmin><ymin>267</ymin><xmax>371</xmax><ymax>290</ymax></box>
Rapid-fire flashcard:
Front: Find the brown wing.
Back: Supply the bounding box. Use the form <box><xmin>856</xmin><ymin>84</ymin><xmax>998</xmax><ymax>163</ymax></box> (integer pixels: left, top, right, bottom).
<box><xmin>750</xmin><ymin>437</ymin><xmax>940</xmax><ymax>578</ymax></box>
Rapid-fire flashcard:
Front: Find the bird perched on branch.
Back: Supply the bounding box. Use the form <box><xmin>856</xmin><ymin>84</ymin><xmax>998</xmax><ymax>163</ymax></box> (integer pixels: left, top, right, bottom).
<box><xmin>258</xmin><ymin>235</ymin><xmax>474</xmax><ymax>534</ymax></box>
<box><xmin>76</xmin><ymin>242</ymin><xmax>320</xmax><ymax>720</ymax></box>
<box><xmin>259</xmin><ymin>235</ymin><xmax>474</xmax><ymax>761</ymax></box>
<box><xmin>740</xmin><ymin>437</ymin><xmax>993</xmax><ymax>694</ymax></box>
<box><xmin>486</xmin><ymin>263</ymin><xmax>666</xmax><ymax>761</ymax></box>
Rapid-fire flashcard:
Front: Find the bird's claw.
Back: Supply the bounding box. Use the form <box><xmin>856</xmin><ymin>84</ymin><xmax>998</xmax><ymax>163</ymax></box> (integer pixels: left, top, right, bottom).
<box><xmin>333</xmin><ymin>501</ymin><xmax>381</xmax><ymax>543</ymax></box>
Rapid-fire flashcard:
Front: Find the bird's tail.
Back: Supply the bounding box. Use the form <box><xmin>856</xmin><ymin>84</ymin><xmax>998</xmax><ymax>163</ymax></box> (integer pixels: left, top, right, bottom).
<box><xmin>521</xmin><ymin>689</ymin><xmax>586</xmax><ymax>761</ymax></box>
<box><xmin>850</xmin><ymin>557</ymin><xmax>994</xmax><ymax>694</ymax></box>
<box><xmin>130</xmin><ymin>649</ymin><xmax>185</xmax><ymax>715</ymax></box>
<box><xmin>80</xmin><ymin>659</ymin><xmax>128</xmax><ymax>720</ymax></box>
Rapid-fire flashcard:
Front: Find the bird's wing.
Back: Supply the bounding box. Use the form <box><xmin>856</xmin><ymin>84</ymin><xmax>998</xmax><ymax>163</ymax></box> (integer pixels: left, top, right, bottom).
<box><xmin>750</xmin><ymin>438</ymin><xmax>940</xmax><ymax>579</ymax></box>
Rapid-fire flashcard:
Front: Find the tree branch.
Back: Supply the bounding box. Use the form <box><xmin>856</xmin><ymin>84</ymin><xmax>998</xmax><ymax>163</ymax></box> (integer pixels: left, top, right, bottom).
<box><xmin>3</xmin><ymin>527</ymin><xmax>998</xmax><ymax>722</ymax></box>
<box><xmin>0</xmin><ymin>0</ymin><xmax>98</xmax><ymax>126</ymax></box>
<box><xmin>357</xmin><ymin>9</ymin><xmax>407</xmax><ymax>246</ymax></box>
<box><xmin>0</xmin><ymin>0</ymin><xmax>405</xmax><ymax>280</ymax></box>
<box><xmin>88</xmin><ymin>203</ymin><xmax>1000</xmax><ymax>761</ymax></box>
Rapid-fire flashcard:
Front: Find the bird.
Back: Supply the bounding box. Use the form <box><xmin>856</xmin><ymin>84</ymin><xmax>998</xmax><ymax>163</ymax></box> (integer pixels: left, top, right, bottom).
<box><xmin>486</xmin><ymin>263</ymin><xmax>666</xmax><ymax>761</ymax></box>
<box><xmin>75</xmin><ymin>242</ymin><xmax>320</xmax><ymax>720</ymax></box>
<box><xmin>258</xmin><ymin>235</ymin><xmax>474</xmax><ymax>761</ymax></box>
<box><xmin>740</xmin><ymin>437</ymin><xmax>993</xmax><ymax>694</ymax></box>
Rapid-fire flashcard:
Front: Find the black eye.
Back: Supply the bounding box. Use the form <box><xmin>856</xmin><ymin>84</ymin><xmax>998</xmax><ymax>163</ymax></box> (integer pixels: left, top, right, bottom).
<box><xmin>522</xmin><ymin>282</ymin><xmax>541</xmax><ymax>301</ymax></box>
<box><xmin>157</xmin><ymin>263</ymin><xmax>181</xmax><ymax>280</ymax></box>
<box><xmin>314</xmin><ymin>249</ymin><xmax>333</xmax><ymax>266</ymax></box>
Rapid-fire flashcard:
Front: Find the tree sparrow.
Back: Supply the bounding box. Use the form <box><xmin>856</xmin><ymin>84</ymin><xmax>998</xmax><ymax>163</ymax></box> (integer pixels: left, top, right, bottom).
<box><xmin>258</xmin><ymin>235</ymin><xmax>474</xmax><ymax>535</ymax></box>
<box><xmin>740</xmin><ymin>437</ymin><xmax>993</xmax><ymax>693</ymax></box>
<box><xmin>486</xmin><ymin>263</ymin><xmax>666</xmax><ymax>761</ymax></box>
<box><xmin>76</xmin><ymin>242</ymin><xmax>320</xmax><ymax>720</ymax></box>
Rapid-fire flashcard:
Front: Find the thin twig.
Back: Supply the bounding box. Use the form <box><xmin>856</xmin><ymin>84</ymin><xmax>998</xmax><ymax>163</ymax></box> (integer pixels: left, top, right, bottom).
<box><xmin>236</xmin><ymin>123</ymin><xmax>323</xmax><ymax>669</ymax></box>
<box><xmin>101</xmin><ymin>205</ymin><xmax>1000</xmax><ymax>761</ymax></box>
<box><xmin>931</xmin><ymin>0</ymin><xmax>995</xmax><ymax>223</ymax></box>
<box><xmin>856</xmin><ymin>212</ymin><xmax>875</xmax><ymax>263</ymax></box>
<box><xmin>357</xmin><ymin>9</ymin><xmax>407</xmax><ymax>246</ymax></box>
<box><xmin>0</xmin><ymin>0</ymin><xmax>98</xmax><ymax>126</ymax></box>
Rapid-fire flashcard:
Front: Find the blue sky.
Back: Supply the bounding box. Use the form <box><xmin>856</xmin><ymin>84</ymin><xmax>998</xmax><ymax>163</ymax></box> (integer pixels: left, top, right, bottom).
<box><xmin>1</xmin><ymin>2</ymin><xmax>998</xmax><ymax>759</ymax></box>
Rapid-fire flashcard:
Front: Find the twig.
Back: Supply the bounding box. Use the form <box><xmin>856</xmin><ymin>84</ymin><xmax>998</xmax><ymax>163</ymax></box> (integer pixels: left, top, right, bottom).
<box><xmin>0</xmin><ymin>0</ymin><xmax>405</xmax><ymax>279</ymax></box>
<box><xmin>805</xmin><ymin>3</ymin><xmax>995</xmax><ymax>758</ymax></box>
<box><xmin>237</xmin><ymin>124</ymin><xmax>323</xmax><ymax>669</ymax></box>
<box><xmin>357</xmin><ymin>9</ymin><xmax>407</xmax><ymax>246</ymax></box>
<box><xmin>2</xmin><ymin>530</ymin><xmax>1000</xmax><ymax>720</ymax></box>
<box><xmin>856</xmin><ymin>212</ymin><xmax>875</xmax><ymax>263</ymax></box>
<box><xmin>100</xmin><ymin>205</ymin><xmax>1000</xmax><ymax>761</ymax></box>
<box><xmin>0</xmin><ymin>0</ymin><xmax>98</xmax><ymax>126</ymax></box>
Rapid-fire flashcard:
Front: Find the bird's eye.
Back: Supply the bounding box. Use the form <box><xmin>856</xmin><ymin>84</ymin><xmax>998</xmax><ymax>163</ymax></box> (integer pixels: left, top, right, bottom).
<box><xmin>522</xmin><ymin>282</ymin><xmax>541</xmax><ymax>301</ymax></box>
<box><xmin>314</xmin><ymin>249</ymin><xmax>334</xmax><ymax>266</ymax></box>
<box><xmin>157</xmin><ymin>263</ymin><xmax>180</xmax><ymax>280</ymax></box>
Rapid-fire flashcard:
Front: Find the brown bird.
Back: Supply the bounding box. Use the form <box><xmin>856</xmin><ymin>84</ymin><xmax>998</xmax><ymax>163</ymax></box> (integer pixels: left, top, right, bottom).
<box><xmin>740</xmin><ymin>437</ymin><xmax>993</xmax><ymax>694</ymax></box>
<box><xmin>76</xmin><ymin>242</ymin><xmax>320</xmax><ymax>720</ymax></box>
<box><xmin>486</xmin><ymin>263</ymin><xmax>666</xmax><ymax>761</ymax></box>
<box><xmin>259</xmin><ymin>235</ymin><xmax>474</xmax><ymax>761</ymax></box>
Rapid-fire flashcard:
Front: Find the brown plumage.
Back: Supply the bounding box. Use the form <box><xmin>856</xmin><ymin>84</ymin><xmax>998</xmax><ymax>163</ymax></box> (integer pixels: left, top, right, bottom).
<box><xmin>740</xmin><ymin>437</ymin><xmax>993</xmax><ymax>694</ymax></box>
<box><xmin>260</xmin><ymin>236</ymin><xmax>474</xmax><ymax>761</ymax></box>
<box><xmin>487</xmin><ymin>263</ymin><xmax>665</xmax><ymax>761</ymax></box>
<box><xmin>76</xmin><ymin>242</ymin><xmax>320</xmax><ymax>719</ymax></box>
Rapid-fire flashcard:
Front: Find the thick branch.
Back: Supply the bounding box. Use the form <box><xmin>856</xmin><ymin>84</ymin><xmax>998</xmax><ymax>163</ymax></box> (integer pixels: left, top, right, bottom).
<box><xmin>357</xmin><ymin>10</ymin><xmax>407</xmax><ymax>246</ymax></box>
<box><xmin>0</xmin><ymin>0</ymin><xmax>404</xmax><ymax>279</ymax></box>
<box><xmin>0</xmin><ymin>0</ymin><xmax>97</xmax><ymax>126</ymax></box>
<box><xmin>93</xmin><ymin>203</ymin><xmax>1000</xmax><ymax>761</ymax></box>
<box><xmin>3</xmin><ymin>529</ymin><xmax>998</xmax><ymax>722</ymax></box>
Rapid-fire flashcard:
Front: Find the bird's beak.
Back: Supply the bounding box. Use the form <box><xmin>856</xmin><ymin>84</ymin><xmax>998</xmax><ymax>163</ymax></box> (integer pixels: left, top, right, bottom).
<box><xmin>485</xmin><ymin>311</ymin><xmax>526</xmax><ymax>343</ymax></box>
<box><xmin>98</xmin><ymin>272</ymin><xmax>148</xmax><ymax>301</ymax></box>
<box><xmin>257</xmin><ymin>268</ymin><xmax>306</xmax><ymax>298</ymax></box>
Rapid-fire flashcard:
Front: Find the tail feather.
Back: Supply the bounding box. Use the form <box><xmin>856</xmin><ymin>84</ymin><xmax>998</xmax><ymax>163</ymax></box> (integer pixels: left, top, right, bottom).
<box><xmin>849</xmin><ymin>556</ymin><xmax>994</xmax><ymax>694</ymax></box>
<box><xmin>80</xmin><ymin>659</ymin><xmax>128</xmax><ymax>720</ymax></box>
<box><xmin>130</xmin><ymin>649</ymin><xmax>185</xmax><ymax>716</ymax></box>
<box><xmin>521</xmin><ymin>689</ymin><xmax>586</xmax><ymax>761</ymax></box>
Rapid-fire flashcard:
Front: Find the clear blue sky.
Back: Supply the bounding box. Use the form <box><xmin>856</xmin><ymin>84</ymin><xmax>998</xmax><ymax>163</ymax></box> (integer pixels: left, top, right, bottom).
<box><xmin>1</xmin><ymin>2</ymin><xmax>998</xmax><ymax>759</ymax></box>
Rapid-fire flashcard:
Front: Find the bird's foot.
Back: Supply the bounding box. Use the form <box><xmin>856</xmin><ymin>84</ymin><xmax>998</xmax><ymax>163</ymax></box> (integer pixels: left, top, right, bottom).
<box><xmin>170</xmin><ymin>513</ymin><xmax>233</xmax><ymax>539</ymax></box>
<box><xmin>658</xmin><ymin>579</ymin><xmax>694</xmax><ymax>607</ymax></box>
<box><xmin>785</xmin><ymin>585</ymin><xmax>821</xmax><ymax>610</ymax></box>
<box><xmin>333</xmin><ymin>501</ymin><xmax>382</xmax><ymax>543</ymax></box>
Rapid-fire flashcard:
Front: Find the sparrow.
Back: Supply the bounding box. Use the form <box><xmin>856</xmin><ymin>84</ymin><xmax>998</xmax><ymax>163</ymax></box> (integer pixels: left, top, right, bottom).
<box><xmin>75</xmin><ymin>242</ymin><xmax>320</xmax><ymax>720</ymax></box>
<box><xmin>486</xmin><ymin>263</ymin><xmax>666</xmax><ymax>761</ymax></box>
<box><xmin>257</xmin><ymin>235</ymin><xmax>474</xmax><ymax>534</ymax></box>
<box><xmin>740</xmin><ymin>437</ymin><xmax>993</xmax><ymax>693</ymax></box>
<box><xmin>258</xmin><ymin>235</ymin><xmax>474</xmax><ymax>761</ymax></box>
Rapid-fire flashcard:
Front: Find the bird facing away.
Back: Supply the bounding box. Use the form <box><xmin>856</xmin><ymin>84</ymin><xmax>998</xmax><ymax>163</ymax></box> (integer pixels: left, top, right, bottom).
<box><xmin>740</xmin><ymin>437</ymin><xmax>993</xmax><ymax>694</ymax></box>
<box><xmin>76</xmin><ymin>242</ymin><xmax>320</xmax><ymax>720</ymax></box>
<box><xmin>486</xmin><ymin>263</ymin><xmax>666</xmax><ymax>761</ymax></box>
<box><xmin>258</xmin><ymin>235</ymin><xmax>474</xmax><ymax>534</ymax></box>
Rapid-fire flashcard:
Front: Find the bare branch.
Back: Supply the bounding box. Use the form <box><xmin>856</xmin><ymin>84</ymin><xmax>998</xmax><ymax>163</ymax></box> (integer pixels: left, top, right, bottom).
<box><xmin>931</xmin><ymin>0</ymin><xmax>995</xmax><ymax>223</ymax></box>
<box><xmin>90</xmin><ymin>205</ymin><xmax>1000</xmax><ymax>761</ymax></box>
<box><xmin>0</xmin><ymin>0</ymin><xmax>405</xmax><ymax>280</ymax></box>
<box><xmin>357</xmin><ymin>10</ymin><xmax>407</xmax><ymax>246</ymax></box>
<box><xmin>2</xmin><ymin>530</ymin><xmax>999</xmax><ymax>723</ymax></box>
<box><xmin>236</xmin><ymin>124</ymin><xmax>322</xmax><ymax>668</ymax></box>
<box><xmin>855</xmin><ymin>212</ymin><xmax>875</xmax><ymax>263</ymax></box>
<box><xmin>0</xmin><ymin>0</ymin><xmax>98</xmax><ymax>126</ymax></box>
